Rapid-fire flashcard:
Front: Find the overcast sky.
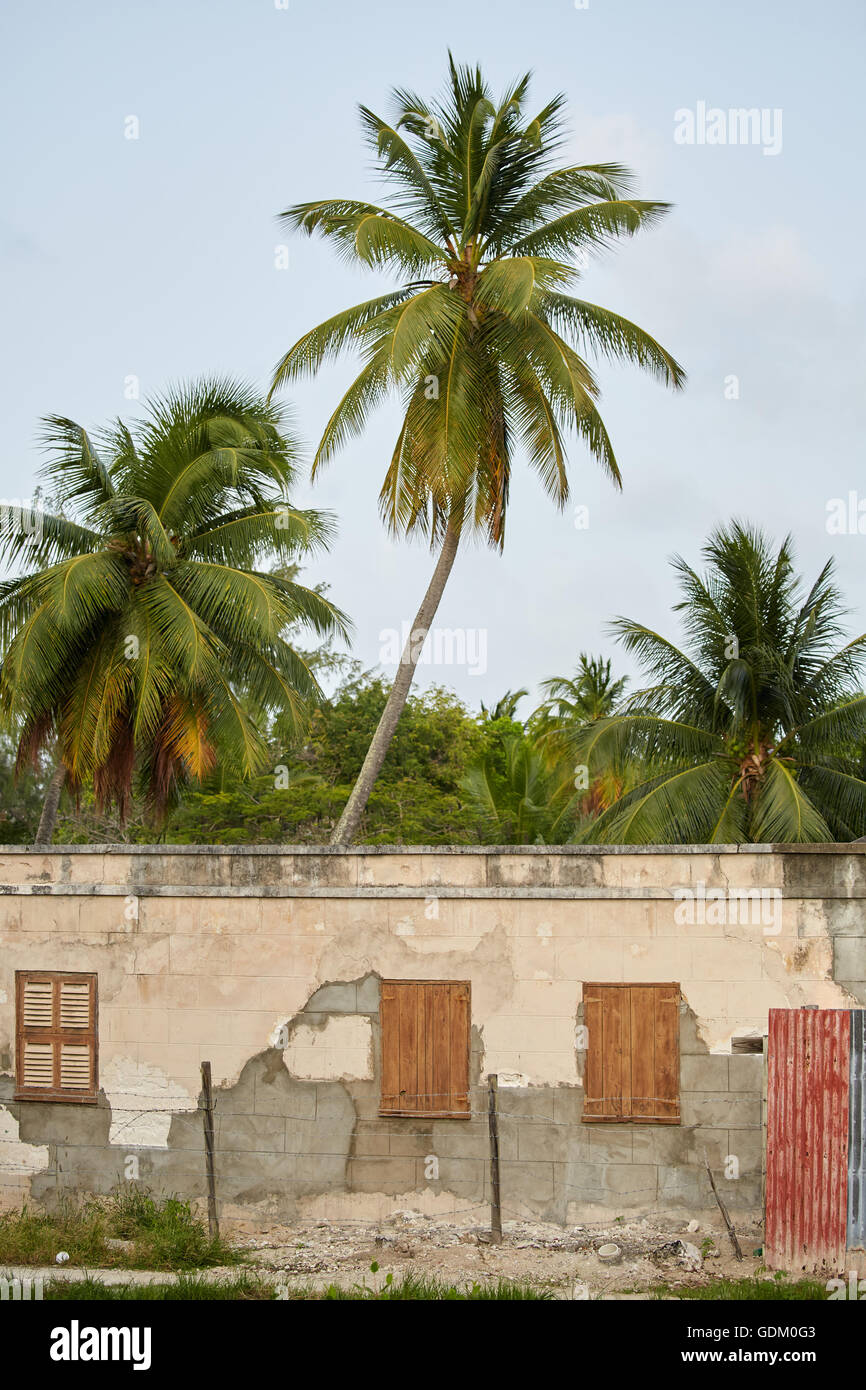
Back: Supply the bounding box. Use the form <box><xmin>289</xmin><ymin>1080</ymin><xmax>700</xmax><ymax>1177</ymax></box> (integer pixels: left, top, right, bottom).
<box><xmin>2</xmin><ymin>0</ymin><xmax>864</xmax><ymax>712</ymax></box>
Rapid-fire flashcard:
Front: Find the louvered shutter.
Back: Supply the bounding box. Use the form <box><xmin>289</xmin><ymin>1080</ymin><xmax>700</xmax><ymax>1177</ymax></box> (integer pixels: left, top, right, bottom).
<box><xmin>15</xmin><ymin>972</ymin><xmax>98</xmax><ymax>1102</ymax></box>
<box><xmin>582</xmin><ymin>983</ymin><xmax>680</xmax><ymax>1123</ymax></box>
<box><xmin>380</xmin><ymin>981</ymin><xmax>470</xmax><ymax>1118</ymax></box>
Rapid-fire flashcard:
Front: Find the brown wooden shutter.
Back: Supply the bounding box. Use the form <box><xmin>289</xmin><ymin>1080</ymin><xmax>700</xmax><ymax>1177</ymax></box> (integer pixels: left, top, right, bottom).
<box><xmin>582</xmin><ymin>982</ymin><xmax>679</xmax><ymax>1123</ymax></box>
<box><xmin>15</xmin><ymin>971</ymin><xmax>98</xmax><ymax>1103</ymax></box>
<box><xmin>380</xmin><ymin>980</ymin><xmax>470</xmax><ymax>1118</ymax></box>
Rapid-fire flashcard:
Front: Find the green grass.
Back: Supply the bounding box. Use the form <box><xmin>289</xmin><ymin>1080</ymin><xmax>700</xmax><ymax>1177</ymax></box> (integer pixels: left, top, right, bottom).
<box><xmin>39</xmin><ymin>1267</ymin><xmax>553</xmax><ymax>1302</ymax></box>
<box><xmin>45</xmin><ymin>1271</ymin><xmax>274</xmax><ymax>1301</ymax></box>
<box><xmin>320</xmin><ymin>1270</ymin><xmax>554</xmax><ymax>1301</ymax></box>
<box><xmin>656</xmin><ymin>1274</ymin><xmax>831</xmax><ymax>1301</ymax></box>
<box><xmin>0</xmin><ymin>1189</ymin><xmax>242</xmax><ymax>1271</ymax></box>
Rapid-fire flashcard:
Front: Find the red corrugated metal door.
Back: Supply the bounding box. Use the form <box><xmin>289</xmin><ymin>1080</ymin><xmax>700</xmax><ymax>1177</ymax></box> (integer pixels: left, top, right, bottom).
<box><xmin>765</xmin><ymin>1008</ymin><xmax>850</xmax><ymax>1274</ymax></box>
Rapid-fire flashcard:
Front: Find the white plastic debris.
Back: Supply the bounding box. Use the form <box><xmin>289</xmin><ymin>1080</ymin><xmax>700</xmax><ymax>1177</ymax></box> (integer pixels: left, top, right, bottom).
<box><xmin>677</xmin><ymin>1241</ymin><xmax>703</xmax><ymax>1271</ymax></box>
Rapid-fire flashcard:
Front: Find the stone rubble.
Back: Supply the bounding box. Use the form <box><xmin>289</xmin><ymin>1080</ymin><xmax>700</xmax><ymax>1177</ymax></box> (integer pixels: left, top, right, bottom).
<box><xmin>239</xmin><ymin>1212</ymin><xmax>764</xmax><ymax>1295</ymax></box>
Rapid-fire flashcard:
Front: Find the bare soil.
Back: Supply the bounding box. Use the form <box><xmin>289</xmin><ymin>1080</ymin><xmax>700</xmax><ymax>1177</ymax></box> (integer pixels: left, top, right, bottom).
<box><xmin>240</xmin><ymin>1212</ymin><xmax>766</xmax><ymax>1298</ymax></box>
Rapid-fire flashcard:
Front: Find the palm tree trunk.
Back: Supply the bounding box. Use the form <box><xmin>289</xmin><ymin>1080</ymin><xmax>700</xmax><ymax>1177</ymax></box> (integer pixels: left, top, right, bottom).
<box><xmin>330</xmin><ymin>524</ymin><xmax>461</xmax><ymax>846</ymax></box>
<box><xmin>35</xmin><ymin>762</ymin><xmax>66</xmax><ymax>845</ymax></box>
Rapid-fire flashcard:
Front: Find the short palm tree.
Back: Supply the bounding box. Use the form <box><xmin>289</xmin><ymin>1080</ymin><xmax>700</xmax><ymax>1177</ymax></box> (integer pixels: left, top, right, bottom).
<box><xmin>0</xmin><ymin>379</ymin><xmax>348</xmax><ymax>842</ymax></box>
<box><xmin>537</xmin><ymin>653</ymin><xmax>627</xmax><ymax>724</ymax></box>
<box><xmin>480</xmin><ymin>688</ymin><xmax>529</xmax><ymax>722</ymax></box>
<box><xmin>461</xmin><ymin>732</ymin><xmax>578</xmax><ymax>844</ymax></box>
<box><xmin>271</xmin><ymin>56</ymin><xmax>685</xmax><ymax>844</ymax></box>
<box><xmin>535</xmin><ymin>653</ymin><xmax>630</xmax><ymax>820</ymax></box>
<box><xmin>571</xmin><ymin>523</ymin><xmax>866</xmax><ymax>843</ymax></box>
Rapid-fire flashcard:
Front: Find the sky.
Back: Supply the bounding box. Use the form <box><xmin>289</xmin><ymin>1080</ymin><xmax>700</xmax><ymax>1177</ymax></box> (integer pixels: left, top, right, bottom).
<box><xmin>1</xmin><ymin>0</ymin><xmax>864</xmax><ymax>713</ymax></box>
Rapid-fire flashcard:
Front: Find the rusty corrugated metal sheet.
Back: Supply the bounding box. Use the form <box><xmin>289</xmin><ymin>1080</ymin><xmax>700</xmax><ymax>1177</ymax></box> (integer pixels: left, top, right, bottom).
<box><xmin>765</xmin><ymin>1008</ymin><xmax>850</xmax><ymax>1274</ymax></box>
<box><xmin>848</xmin><ymin>1010</ymin><xmax>866</xmax><ymax>1253</ymax></box>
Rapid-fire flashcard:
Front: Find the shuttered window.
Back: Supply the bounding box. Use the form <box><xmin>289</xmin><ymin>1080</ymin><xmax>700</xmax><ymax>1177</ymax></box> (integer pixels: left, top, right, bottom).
<box><xmin>15</xmin><ymin>972</ymin><xmax>98</xmax><ymax>1103</ymax></box>
<box><xmin>380</xmin><ymin>980</ymin><xmax>470</xmax><ymax>1118</ymax></box>
<box><xmin>582</xmin><ymin>982</ymin><xmax>680</xmax><ymax>1123</ymax></box>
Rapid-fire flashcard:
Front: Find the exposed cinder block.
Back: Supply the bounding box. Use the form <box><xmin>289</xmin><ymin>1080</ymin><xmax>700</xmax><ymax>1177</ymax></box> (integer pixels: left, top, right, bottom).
<box><xmin>355</xmin><ymin>974</ymin><xmax>381</xmax><ymax>1013</ymax></box>
<box><xmin>681</xmin><ymin>1055</ymin><xmax>729</xmax><ymax>1092</ymax></box>
<box><xmin>722</xmin><ymin>1123</ymin><xmax>767</xmax><ymax>1178</ymax></box>
<box><xmin>433</xmin><ymin>1156</ymin><xmax>484</xmax><ymax>1195</ymax></box>
<box><xmin>679</xmin><ymin>1009</ymin><xmax>709</xmax><ymax>1056</ymax></box>
<box><xmin>834</xmin><ymin>937</ymin><xmax>866</xmax><ymax>983</ymax></box>
<box><xmin>558</xmin><ymin>1159</ymin><xmax>608</xmax><ymax>1205</ymax></box>
<box><xmin>728</xmin><ymin>1055</ymin><xmax>763</xmax><ymax>1092</ymax></box>
<box><xmin>657</xmin><ymin>1164</ymin><xmax>715</xmax><ymax>1209</ymax></box>
<box><xmin>496</xmin><ymin>1087</ymin><xmax>555</xmax><ymax>1122</ymax></box>
<box><xmin>353</xmin><ymin>1131</ymin><xmax>389</xmax><ymax>1157</ymax></box>
<box><xmin>517</xmin><ymin>1122</ymin><xmax>568</xmax><ymax>1163</ymax></box>
<box><xmin>295</xmin><ymin>1153</ymin><xmax>347</xmax><ymax>1189</ymax></box>
<box><xmin>630</xmin><ymin>1124</ymin><xmax>722</xmax><ymax>1167</ymax></box>
<box><xmin>347</xmin><ymin>1156</ymin><xmax>415</xmax><ymax>1193</ymax></box>
<box><xmin>216</xmin><ymin>1113</ymin><xmax>286</xmax><ymax>1154</ymax></box>
<box><xmin>681</xmin><ymin>1092</ymin><xmax>761</xmax><ymax>1129</ymax></box>
<box><xmin>586</xmin><ymin>1128</ymin><xmax>634</xmax><ymax>1164</ymax></box>
<box><xmin>599</xmin><ymin>1164</ymin><xmax>658</xmax><ymax>1205</ymax></box>
<box><xmin>429</xmin><ymin>1122</ymin><xmax>488</xmax><ymax>1160</ymax></box>
<box><xmin>388</xmin><ymin>1131</ymin><xmax>435</xmax><ymax>1158</ymax></box>
<box><xmin>499</xmin><ymin>1160</ymin><xmax>555</xmax><ymax>1204</ymax></box>
<box><xmin>553</xmin><ymin>1088</ymin><xmax>583</xmax><ymax>1125</ymax></box>
<box><xmin>304</xmin><ymin>981</ymin><xmax>357</xmax><ymax>1013</ymax></box>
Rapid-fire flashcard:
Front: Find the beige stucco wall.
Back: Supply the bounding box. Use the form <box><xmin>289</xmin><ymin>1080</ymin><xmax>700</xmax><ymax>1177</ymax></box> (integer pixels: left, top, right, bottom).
<box><xmin>1</xmin><ymin>845</ymin><xmax>864</xmax><ymax>1223</ymax></box>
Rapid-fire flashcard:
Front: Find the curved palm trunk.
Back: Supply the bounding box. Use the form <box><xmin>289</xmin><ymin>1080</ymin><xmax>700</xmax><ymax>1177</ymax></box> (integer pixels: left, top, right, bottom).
<box><xmin>330</xmin><ymin>524</ymin><xmax>461</xmax><ymax>846</ymax></box>
<box><xmin>35</xmin><ymin>762</ymin><xmax>66</xmax><ymax>845</ymax></box>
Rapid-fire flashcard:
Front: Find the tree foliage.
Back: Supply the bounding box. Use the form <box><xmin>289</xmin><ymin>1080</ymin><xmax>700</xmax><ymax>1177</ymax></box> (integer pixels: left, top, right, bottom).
<box><xmin>565</xmin><ymin>523</ymin><xmax>866</xmax><ymax>843</ymax></box>
<box><xmin>0</xmin><ymin>380</ymin><xmax>348</xmax><ymax>825</ymax></box>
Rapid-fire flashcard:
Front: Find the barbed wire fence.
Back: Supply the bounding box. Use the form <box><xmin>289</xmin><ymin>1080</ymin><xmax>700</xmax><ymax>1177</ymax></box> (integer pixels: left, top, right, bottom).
<box><xmin>0</xmin><ymin>1067</ymin><xmax>736</xmax><ymax>1243</ymax></box>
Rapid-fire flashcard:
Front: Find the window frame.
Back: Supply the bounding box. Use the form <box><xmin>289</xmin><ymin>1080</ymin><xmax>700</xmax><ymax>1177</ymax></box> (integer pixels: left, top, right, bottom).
<box><xmin>581</xmin><ymin>980</ymin><xmax>681</xmax><ymax>1125</ymax></box>
<box><xmin>379</xmin><ymin>979</ymin><xmax>471</xmax><ymax>1120</ymax></box>
<box><xmin>14</xmin><ymin>970</ymin><xmax>99</xmax><ymax>1104</ymax></box>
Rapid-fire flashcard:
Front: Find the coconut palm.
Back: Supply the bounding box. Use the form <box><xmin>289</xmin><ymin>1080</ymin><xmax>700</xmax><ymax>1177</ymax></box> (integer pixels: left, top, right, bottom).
<box><xmin>480</xmin><ymin>688</ymin><xmax>528</xmax><ymax>721</ymax></box>
<box><xmin>460</xmin><ymin>732</ymin><xmax>578</xmax><ymax>844</ymax></box>
<box><xmin>533</xmin><ymin>654</ymin><xmax>631</xmax><ymax>822</ymax></box>
<box><xmin>0</xmin><ymin>379</ymin><xmax>349</xmax><ymax>843</ymax></box>
<box><xmin>270</xmin><ymin>56</ymin><xmax>685</xmax><ymax>844</ymax></box>
<box><xmin>571</xmin><ymin>522</ymin><xmax>866</xmax><ymax>843</ymax></box>
<box><xmin>537</xmin><ymin>653</ymin><xmax>627</xmax><ymax>724</ymax></box>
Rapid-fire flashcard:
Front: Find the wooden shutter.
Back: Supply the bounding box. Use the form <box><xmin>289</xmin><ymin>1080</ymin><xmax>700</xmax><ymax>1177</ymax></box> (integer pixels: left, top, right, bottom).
<box><xmin>15</xmin><ymin>972</ymin><xmax>98</xmax><ymax>1103</ymax></box>
<box><xmin>582</xmin><ymin>983</ymin><xmax>679</xmax><ymax>1123</ymax></box>
<box><xmin>380</xmin><ymin>980</ymin><xmax>470</xmax><ymax>1118</ymax></box>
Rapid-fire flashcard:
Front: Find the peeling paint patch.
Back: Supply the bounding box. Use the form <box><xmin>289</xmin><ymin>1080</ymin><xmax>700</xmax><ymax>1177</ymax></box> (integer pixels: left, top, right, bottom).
<box><xmin>283</xmin><ymin>1015</ymin><xmax>373</xmax><ymax>1081</ymax></box>
<box><xmin>0</xmin><ymin>1104</ymin><xmax>49</xmax><ymax>1174</ymax></box>
<box><xmin>102</xmin><ymin>1058</ymin><xmax>194</xmax><ymax>1148</ymax></box>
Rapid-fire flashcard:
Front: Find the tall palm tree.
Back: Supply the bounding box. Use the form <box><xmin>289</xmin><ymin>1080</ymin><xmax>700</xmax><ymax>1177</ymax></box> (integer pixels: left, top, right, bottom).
<box><xmin>270</xmin><ymin>56</ymin><xmax>685</xmax><ymax>845</ymax></box>
<box><xmin>571</xmin><ymin>522</ymin><xmax>866</xmax><ymax>843</ymax></box>
<box><xmin>0</xmin><ymin>379</ymin><xmax>349</xmax><ymax>843</ymax></box>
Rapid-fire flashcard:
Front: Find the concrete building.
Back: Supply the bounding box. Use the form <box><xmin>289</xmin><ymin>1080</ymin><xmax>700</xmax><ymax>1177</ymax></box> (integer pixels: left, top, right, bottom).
<box><xmin>1</xmin><ymin>844</ymin><xmax>864</xmax><ymax>1230</ymax></box>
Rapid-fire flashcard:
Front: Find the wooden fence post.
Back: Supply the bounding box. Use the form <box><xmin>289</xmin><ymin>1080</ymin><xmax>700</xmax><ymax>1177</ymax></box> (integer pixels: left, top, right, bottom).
<box><xmin>487</xmin><ymin>1073</ymin><xmax>502</xmax><ymax>1244</ymax></box>
<box><xmin>201</xmin><ymin>1060</ymin><xmax>219</xmax><ymax>1241</ymax></box>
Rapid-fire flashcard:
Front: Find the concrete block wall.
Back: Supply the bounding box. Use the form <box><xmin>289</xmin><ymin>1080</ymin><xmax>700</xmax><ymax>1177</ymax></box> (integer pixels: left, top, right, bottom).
<box><xmin>0</xmin><ymin>844</ymin><xmax>863</xmax><ymax>1227</ymax></box>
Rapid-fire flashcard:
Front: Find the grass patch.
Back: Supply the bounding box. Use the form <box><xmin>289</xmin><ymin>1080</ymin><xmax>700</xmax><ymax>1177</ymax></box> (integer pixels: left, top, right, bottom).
<box><xmin>0</xmin><ymin>1189</ymin><xmax>242</xmax><ymax>1271</ymax></box>
<box><xmin>656</xmin><ymin>1274</ymin><xmax>831</xmax><ymax>1301</ymax></box>
<box><xmin>45</xmin><ymin>1271</ymin><xmax>274</xmax><ymax>1301</ymax></box>
<box><xmin>106</xmin><ymin>1188</ymin><xmax>242</xmax><ymax>1270</ymax></box>
<box><xmin>41</xmin><ymin>1268</ymin><xmax>552</xmax><ymax>1301</ymax></box>
<box><xmin>318</xmin><ymin>1267</ymin><xmax>554</xmax><ymax>1301</ymax></box>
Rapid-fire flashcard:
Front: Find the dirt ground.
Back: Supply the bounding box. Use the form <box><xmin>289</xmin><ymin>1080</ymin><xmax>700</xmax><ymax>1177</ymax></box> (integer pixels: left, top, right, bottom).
<box><xmin>241</xmin><ymin>1212</ymin><xmax>766</xmax><ymax>1298</ymax></box>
